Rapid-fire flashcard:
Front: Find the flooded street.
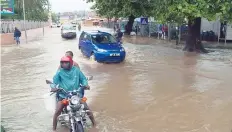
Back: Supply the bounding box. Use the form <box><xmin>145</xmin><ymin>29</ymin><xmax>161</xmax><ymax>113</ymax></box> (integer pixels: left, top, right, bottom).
<box><xmin>1</xmin><ymin>27</ymin><xmax>232</xmax><ymax>132</ymax></box>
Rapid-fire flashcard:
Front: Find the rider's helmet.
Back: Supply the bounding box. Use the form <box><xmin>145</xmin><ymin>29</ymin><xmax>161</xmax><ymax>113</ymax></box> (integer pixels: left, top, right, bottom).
<box><xmin>60</xmin><ymin>56</ymin><xmax>73</xmax><ymax>70</ymax></box>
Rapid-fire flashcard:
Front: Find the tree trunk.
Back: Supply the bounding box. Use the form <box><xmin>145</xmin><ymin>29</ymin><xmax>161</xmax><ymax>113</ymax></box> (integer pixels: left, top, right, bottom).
<box><xmin>183</xmin><ymin>17</ymin><xmax>208</xmax><ymax>53</ymax></box>
<box><xmin>106</xmin><ymin>17</ymin><xmax>109</xmax><ymax>28</ymax></box>
<box><xmin>125</xmin><ymin>15</ymin><xmax>135</xmax><ymax>35</ymax></box>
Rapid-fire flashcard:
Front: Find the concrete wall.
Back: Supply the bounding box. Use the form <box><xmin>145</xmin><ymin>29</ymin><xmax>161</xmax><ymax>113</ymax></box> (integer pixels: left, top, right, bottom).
<box><xmin>1</xmin><ymin>20</ymin><xmax>48</xmax><ymax>33</ymax></box>
<box><xmin>1</xmin><ymin>27</ymin><xmax>49</xmax><ymax>45</ymax></box>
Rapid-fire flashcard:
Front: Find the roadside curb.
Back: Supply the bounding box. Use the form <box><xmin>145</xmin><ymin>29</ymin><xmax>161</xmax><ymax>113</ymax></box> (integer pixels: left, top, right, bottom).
<box><xmin>122</xmin><ymin>35</ymin><xmax>232</xmax><ymax>50</ymax></box>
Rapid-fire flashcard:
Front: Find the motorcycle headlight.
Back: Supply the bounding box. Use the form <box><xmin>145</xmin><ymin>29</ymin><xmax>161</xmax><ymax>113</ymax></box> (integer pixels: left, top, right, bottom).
<box><xmin>71</xmin><ymin>95</ymin><xmax>80</xmax><ymax>105</ymax></box>
<box><xmin>120</xmin><ymin>48</ymin><xmax>125</xmax><ymax>52</ymax></box>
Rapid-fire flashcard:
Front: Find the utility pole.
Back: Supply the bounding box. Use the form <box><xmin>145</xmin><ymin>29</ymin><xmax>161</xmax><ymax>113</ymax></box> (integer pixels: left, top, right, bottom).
<box><xmin>44</xmin><ymin>1</ymin><xmax>50</xmax><ymax>36</ymax></box>
<box><xmin>22</xmin><ymin>0</ymin><xmax>27</xmax><ymax>43</ymax></box>
<box><xmin>225</xmin><ymin>24</ymin><xmax>227</xmax><ymax>46</ymax></box>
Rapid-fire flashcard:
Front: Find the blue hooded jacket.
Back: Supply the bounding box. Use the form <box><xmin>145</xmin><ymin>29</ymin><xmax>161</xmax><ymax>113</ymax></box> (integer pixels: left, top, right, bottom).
<box><xmin>51</xmin><ymin>66</ymin><xmax>88</xmax><ymax>98</ymax></box>
<box><xmin>14</xmin><ymin>29</ymin><xmax>21</xmax><ymax>37</ymax></box>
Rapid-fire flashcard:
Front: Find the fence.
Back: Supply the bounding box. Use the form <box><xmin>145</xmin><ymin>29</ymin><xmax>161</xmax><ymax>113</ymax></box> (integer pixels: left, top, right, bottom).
<box><xmin>101</xmin><ymin>21</ymin><xmax>188</xmax><ymax>41</ymax></box>
<box><xmin>1</xmin><ymin>20</ymin><xmax>49</xmax><ymax>34</ymax></box>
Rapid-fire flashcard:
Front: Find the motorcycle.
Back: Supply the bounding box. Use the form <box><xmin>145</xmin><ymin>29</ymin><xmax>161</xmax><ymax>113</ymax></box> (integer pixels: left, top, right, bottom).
<box><xmin>45</xmin><ymin>76</ymin><xmax>93</xmax><ymax>132</ymax></box>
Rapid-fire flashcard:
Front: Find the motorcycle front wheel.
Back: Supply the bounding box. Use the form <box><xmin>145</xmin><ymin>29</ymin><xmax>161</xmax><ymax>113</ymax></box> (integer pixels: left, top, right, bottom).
<box><xmin>70</xmin><ymin>121</ymin><xmax>84</xmax><ymax>132</ymax></box>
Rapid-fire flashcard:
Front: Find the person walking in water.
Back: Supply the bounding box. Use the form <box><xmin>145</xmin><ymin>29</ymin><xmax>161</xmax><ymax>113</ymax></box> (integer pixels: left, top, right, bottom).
<box><xmin>14</xmin><ymin>27</ymin><xmax>21</xmax><ymax>45</ymax></box>
<box><xmin>115</xmin><ymin>28</ymin><xmax>123</xmax><ymax>43</ymax></box>
<box><xmin>78</xmin><ymin>23</ymin><xmax>81</xmax><ymax>31</ymax></box>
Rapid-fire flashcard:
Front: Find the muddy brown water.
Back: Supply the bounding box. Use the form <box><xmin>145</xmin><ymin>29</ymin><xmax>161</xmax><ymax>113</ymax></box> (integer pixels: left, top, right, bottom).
<box><xmin>1</xmin><ymin>27</ymin><xmax>232</xmax><ymax>132</ymax></box>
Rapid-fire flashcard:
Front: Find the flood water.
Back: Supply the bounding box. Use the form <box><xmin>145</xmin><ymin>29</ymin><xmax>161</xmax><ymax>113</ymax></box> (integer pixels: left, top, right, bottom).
<box><xmin>1</xmin><ymin>27</ymin><xmax>232</xmax><ymax>132</ymax></box>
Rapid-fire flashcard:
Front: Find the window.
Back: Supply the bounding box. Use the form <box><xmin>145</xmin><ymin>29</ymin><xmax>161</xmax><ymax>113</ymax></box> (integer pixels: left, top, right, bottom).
<box><xmin>87</xmin><ymin>35</ymin><xmax>91</xmax><ymax>41</ymax></box>
<box><xmin>83</xmin><ymin>34</ymin><xmax>91</xmax><ymax>41</ymax></box>
<box><xmin>80</xmin><ymin>32</ymin><xmax>85</xmax><ymax>40</ymax></box>
<box><xmin>83</xmin><ymin>34</ymin><xmax>88</xmax><ymax>40</ymax></box>
<box><xmin>91</xmin><ymin>34</ymin><xmax>117</xmax><ymax>44</ymax></box>
<box><xmin>62</xmin><ymin>25</ymin><xmax>76</xmax><ymax>30</ymax></box>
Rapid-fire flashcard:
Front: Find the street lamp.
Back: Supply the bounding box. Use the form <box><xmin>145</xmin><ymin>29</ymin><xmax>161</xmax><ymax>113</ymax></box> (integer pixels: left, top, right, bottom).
<box><xmin>22</xmin><ymin>0</ymin><xmax>27</xmax><ymax>43</ymax></box>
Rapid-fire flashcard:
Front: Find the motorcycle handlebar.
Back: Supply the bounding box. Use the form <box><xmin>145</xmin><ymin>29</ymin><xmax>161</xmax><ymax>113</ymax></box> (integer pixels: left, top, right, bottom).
<box><xmin>46</xmin><ymin>75</ymin><xmax>92</xmax><ymax>95</ymax></box>
<box><xmin>50</xmin><ymin>86</ymin><xmax>87</xmax><ymax>95</ymax></box>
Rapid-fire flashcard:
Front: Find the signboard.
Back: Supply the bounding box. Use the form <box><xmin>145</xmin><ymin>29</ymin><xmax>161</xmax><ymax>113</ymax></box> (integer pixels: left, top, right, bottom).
<box><xmin>226</xmin><ymin>24</ymin><xmax>232</xmax><ymax>40</ymax></box>
<box><xmin>140</xmin><ymin>17</ymin><xmax>148</xmax><ymax>25</ymax></box>
<box><xmin>1</xmin><ymin>0</ymin><xmax>14</xmax><ymax>15</ymax></box>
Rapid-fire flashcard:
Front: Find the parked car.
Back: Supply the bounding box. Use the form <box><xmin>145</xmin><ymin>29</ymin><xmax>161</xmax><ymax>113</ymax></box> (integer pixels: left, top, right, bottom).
<box><xmin>51</xmin><ymin>23</ymin><xmax>57</xmax><ymax>28</ymax></box>
<box><xmin>57</xmin><ymin>23</ymin><xmax>61</xmax><ymax>27</ymax></box>
<box><xmin>61</xmin><ymin>24</ymin><xmax>77</xmax><ymax>39</ymax></box>
<box><xmin>79</xmin><ymin>30</ymin><xmax>126</xmax><ymax>63</ymax></box>
<box><xmin>71</xmin><ymin>22</ymin><xmax>77</xmax><ymax>27</ymax></box>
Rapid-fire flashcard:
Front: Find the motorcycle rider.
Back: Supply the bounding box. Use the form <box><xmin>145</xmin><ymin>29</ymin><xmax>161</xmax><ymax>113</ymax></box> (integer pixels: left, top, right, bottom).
<box><xmin>51</xmin><ymin>56</ymin><xmax>96</xmax><ymax>132</ymax></box>
<box><xmin>58</xmin><ymin>51</ymin><xmax>79</xmax><ymax>69</ymax></box>
<box><xmin>58</xmin><ymin>51</ymin><xmax>86</xmax><ymax>104</ymax></box>
<box><xmin>58</xmin><ymin>51</ymin><xmax>86</xmax><ymax>96</ymax></box>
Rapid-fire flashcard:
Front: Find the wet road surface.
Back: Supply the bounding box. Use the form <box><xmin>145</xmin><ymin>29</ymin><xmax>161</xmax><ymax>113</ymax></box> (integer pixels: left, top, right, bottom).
<box><xmin>1</xmin><ymin>26</ymin><xmax>232</xmax><ymax>132</ymax></box>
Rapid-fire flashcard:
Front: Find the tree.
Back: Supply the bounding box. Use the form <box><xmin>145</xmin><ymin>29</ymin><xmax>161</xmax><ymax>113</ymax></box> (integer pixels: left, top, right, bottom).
<box><xmin>90</xmin><ymin>0</ymin><xmax>232</xmax><ymax>53</ymax></box>
<box><xmin>90</xmin><ymin>0</ymin><xmax>154</xmax><ymax>35</ymax></box>
<box><xmin>1</xmin><ymin>0</ymin><xmax>49</xmax><ymax>21</ymax></box>
<box><xmin>152</xmin><ymin>0</ymin><xmax>232</xmax><ymax>53</ymax></box>
<box><xmin>51</xmin><ymin>12</ymin><xmax>58</xmax><ymax>23</ymax></box>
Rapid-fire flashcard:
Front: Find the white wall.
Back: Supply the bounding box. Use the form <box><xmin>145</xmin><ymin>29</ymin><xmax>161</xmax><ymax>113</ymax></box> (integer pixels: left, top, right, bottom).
<box><xmin>201</xmin><ymin>18</ymin><xmax>220</xmax><ymax>35</ymax></box>
<box><xmin>1</xmin><ymin>20</ymin><xmax>49</xmax><ymax>33</ymax></box>
<box><xmin>226</xmin><ymin>24</ymin><xmax>232</xmax><ymax>40</ymax></box>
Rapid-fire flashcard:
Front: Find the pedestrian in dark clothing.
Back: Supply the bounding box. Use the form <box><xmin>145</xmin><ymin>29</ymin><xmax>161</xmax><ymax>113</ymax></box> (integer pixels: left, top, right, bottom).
<box><xmin>78</xmin><ymin>24</ymin><xmax>81</xmax><ymax>31</ymax></box>
<box><xmin>114</xmin><ymin>25</ymin><xmax>116</xmax><ymax>33</ymax></box>
<box><xmin>135</xmin><ymin>25</ymin><xmax>139</xmax><ymax>35</ymax></box>
<box><xmin>14</xmin><ymin>27</ymin><xmax>21</xmax><ymax>45</ymax></box>
<box><xmin>115</xmin><ymin>28</ymin><xmax>123</xmax><ymax>43</ymax></box>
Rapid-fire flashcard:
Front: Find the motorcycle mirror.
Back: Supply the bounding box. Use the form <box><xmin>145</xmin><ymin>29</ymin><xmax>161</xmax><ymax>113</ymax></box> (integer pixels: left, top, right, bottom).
<box><xmin>46</xmin><ymin>80</ymin><xmax>53</xmax><ymax>84</ymax></box>
<box><xmin>87</xmin><ymin>76</ymin><xmax>93</xmax><ymax>81</ymax></box>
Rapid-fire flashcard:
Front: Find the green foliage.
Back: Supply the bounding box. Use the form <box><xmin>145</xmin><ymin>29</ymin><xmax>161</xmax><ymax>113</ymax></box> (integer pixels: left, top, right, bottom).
<box><xmin>90</xmin><ymin>0</ymin><xmax>154</xmax><ymax>18</ymax></box>
<box><xmin>1</xmin><ymin>0</ymin><xmax>49</xmax><ymax>21</ymax></box>
<box><xmin>90</xmin><ymin>0</ymin><xmax>232</xmax><ymax>23</ymax></box>
<box><xmin>152</xmin><ymin>0</ymin><xmax>232</xmax><ymax>23</ymax></box>
<box><xmin>51</xmin><ymin>12</ymin><xmax>59</xmax><ymax>23</ymax></box>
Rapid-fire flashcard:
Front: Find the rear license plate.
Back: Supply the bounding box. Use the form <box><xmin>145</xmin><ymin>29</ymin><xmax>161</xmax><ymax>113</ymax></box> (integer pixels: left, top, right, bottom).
<box><xmin>110</xmin><ymin>53</ymin><xmax>120</xmax><ymax>56</ymax></box>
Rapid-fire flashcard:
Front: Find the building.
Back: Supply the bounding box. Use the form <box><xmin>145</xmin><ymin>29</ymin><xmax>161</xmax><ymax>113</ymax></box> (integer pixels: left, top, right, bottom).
<box><xmin>59</xmin><ymin>12</ymin><xmax>75</xmax><ymax>24</ymax></box>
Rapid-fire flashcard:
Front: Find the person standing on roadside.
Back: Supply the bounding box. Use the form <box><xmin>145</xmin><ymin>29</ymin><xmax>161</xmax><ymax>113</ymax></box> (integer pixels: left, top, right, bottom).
<box><xmin>14</xmin><ymin>27</ymin><xmax>21</xmax><ymax>45</ymax></box>
<box><xmin>161</xmin><ymin>24</ymin><xmax>165</xmax><ymax>39</ymax></box>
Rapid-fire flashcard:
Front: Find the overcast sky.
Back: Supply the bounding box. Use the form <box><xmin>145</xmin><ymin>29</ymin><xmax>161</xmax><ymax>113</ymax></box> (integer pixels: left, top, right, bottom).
<box><xmin>49</xmin><ymin>0</ymin><xmax>94</xmax><ymax>13</ymax></box>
